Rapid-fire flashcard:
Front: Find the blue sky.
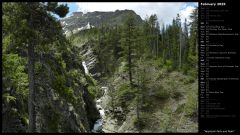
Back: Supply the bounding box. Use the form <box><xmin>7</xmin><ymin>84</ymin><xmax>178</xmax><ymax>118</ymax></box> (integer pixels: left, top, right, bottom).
<box><xmin>60</xmin><ymin>2</ymin><xmax>198</xmax><ymax>25</ymax></box>
<box><xmin>67</xmin><ymin>3</ymin><xmax>79</xmax><ymax>15</ymax></box>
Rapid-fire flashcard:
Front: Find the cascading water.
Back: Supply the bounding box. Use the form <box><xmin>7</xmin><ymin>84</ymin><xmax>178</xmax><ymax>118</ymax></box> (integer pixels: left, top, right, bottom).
<box><xmin>82</xmin><ymin>60</ymin><xmax>107</xmax><ymax>133</ymax></box>
<box><xmin>91</xmin><ymin>86</ymin><xmax>108</xmax><ymax>133</ymax></box>
<box><xmin>82</xmin><ymin>61</ymin><xmax>89</xmax><ymax>74</ymax></box>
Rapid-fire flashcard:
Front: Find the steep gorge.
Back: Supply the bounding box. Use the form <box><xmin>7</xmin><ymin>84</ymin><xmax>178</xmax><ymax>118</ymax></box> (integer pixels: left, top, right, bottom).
<box><xmin>2</xmin><ymin>4</ymin><xmax>198</xmax><ymax>132</ymax></box>
<box><xmin>76</xmin><ymin>31</ymin><xmax>198</xmax><ymax>133</ymax></box>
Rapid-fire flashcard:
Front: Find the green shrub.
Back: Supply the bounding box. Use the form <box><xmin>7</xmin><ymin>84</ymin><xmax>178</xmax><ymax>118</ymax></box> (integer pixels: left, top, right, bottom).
<box><xmin>161</xmin><ymin>106</ymin><xmax>174</xmax><ymax>132</ymax></box>
<box><xmin>3</xmin><ymin>53</ymin><xmax>29</xmax><ymax>101</ymax></box>
<box><xmin>175</xmin><ymin>103</ymin><xmax>185</xmax><ymax>114</ymax></box>
<box><xmin>117</xmin><ymin>83</ymin><xmax>136</xmax><ymax>100</ymax></box>
<box><xmin>114</xmin><ymin>83</ymin><xmax>136</xmax><ymax>108</ymax></box>
<box><xmin>64</xmin><ymin>87</ymin><xmax>76</xmax><ymax>104</ymax></box>
<box><xmin>3</xmin><ymin>93</ymin><xmax>16</xmax><ymax>104</ymax></box>
<box><xmin>19</xmin><ymin>113</ymin><xmax>29</xmax><ymax>126</ymax></box>
<box><xmin>141</xmin><ymin>102</ymin><xmax>152</xmax><ymax>111</ymax></box>
<box><xmin>118</xmin><ymin>61</ymin><xmax>128</xmax><ymax>73</ymax></box>
<box><xmin>164</xmin><ymin>60</ymin><xmax>174</xmax><ymax>72</ymax></box>
<box><xmin>87</xmin><ymin>85</ymin><xmax>97</xmax><ymax>99</ymax></box>
<box><xmin>53</xmin><ymin>75</ymin><xmax>77</xmax><ymax>104</ymax></box>
<box><xmin>184</xmin><ymin>91</ymin><xmax>198</xmax><ymax>117</ymax></box>
<box><xmin>183</xmin><ymin>76</ymin><xmax>196</xmax><ymax>84</ymax></box>
<box><xmin>182</xmin><ymin>64</ymin><xmax>190</xmax><ymax>75</ymax></box>
<box><xmin>68</xmin><ymin>69</ymin><xmax>81</xmax><ymax>78</ymax></box>
<box><xmin>164</xmin><ymin>80</ymin><xmax>182</xmax><ymax>99</ymax></box>
<box><xmin>187</xmin><ymin>69</ymin><xmax>198</xmax><ymax>78</ymax></box>
<box><xmin>172</xmin><ymin>90</ymin><xmax>182</xmax><ymax>99</ymax></box>
<box><xmin>133</xmin><ymin>113</ymin><xmax>149</xmax><ymax>130</ymax></box>
<box><xmin>155</xmin><ymin>86</ymin><xmax>170</xmax><ymax>100</ymax></box>
<box><xmin>154</xmin><ymin>57</ymin><xmax>164</xmax><ymax>68</ymax></box>
<box><xmin>85</xmin><ymin>74</ymin><xmax>97</xmax><ymax>86</ymax></box>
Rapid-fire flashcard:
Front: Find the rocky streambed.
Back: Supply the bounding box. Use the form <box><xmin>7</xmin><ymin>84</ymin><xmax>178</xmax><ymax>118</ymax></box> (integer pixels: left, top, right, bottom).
<box><xmin>82</xmin><ymin>56</ymin><xmax>136</xmax><ymax>133</ymax></box>
<box><xmin>91</xmin><ymin>85</ymin><xmax>136</xmax><ymax>133</ymax></box>
<box><xmin>91</xmin><ymin>86</ymin><xmax>109</xmax><ymax>133</ymax></box>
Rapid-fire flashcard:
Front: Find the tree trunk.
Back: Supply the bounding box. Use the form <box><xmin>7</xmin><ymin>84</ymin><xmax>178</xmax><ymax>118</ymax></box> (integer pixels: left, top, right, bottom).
<box><xmin>195</xmin><ymin>32</ymin><xmax>198</xmax><ymax>69</ymax></box>
<box><xmin>136</xmin><ymin>62</ymin><xmax>141</xmax><ymax>133</ymax></box>
<box><xmin>162</xmin><ymin>30</ymin><xmax>165</xmax><ymax>62</ymax></box>
<box><xmin>28</xmin><ymin>43</ymin><xmax>36</xmax><ymax>132</ymax></box>
<box><xmin>128</xmin><ymin>39</ymin><xmax>133</xmax><ymax>87</ymax></box>
<box><xmin>136</xmin><ymin>93</ymin><xmax>140</xmax><ymax>132</ymax></box>
<box><xmin>179</xmin><ymin>28</ymin><xmax>182</xmax><ymax>69</ymax></box>
<box><xmin>156</xmin><ymin>31</ymin><xmax>158</xmax><ymax>58</ymax></box>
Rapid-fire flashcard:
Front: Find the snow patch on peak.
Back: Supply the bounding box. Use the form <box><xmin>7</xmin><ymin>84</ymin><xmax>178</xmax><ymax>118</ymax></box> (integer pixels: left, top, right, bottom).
<box><xmin>71</xmin><ymin>22</ymin><xmax>95</xmax><ymax>34</ymax></box>
<box><xmin>86</xmin><ymin>22</ymin><xmax>91</xmax><ymax>29</ymax></box>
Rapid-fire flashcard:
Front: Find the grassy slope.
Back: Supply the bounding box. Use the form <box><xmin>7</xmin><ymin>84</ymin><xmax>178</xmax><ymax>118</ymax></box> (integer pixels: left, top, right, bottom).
<box><xmin>107</xmin><ymin>61</ymin><xmax>198</xmax><ymax>133</ymax></box>
<box><xmin>141</xmin><ymin>71</ymin><xmax>198</xmax><ymax>133</ymax></box>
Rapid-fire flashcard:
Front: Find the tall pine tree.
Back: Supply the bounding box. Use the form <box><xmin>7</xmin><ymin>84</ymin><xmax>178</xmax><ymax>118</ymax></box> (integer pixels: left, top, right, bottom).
<box><xmin>120</xmin><ymin>14</ymin><xmax>138</xmax><ymax>87</ymax></box>
<box><xmin>2</xmin><ymin>2</ymin><xmax>69</xmax><ymax>132</ymax></box>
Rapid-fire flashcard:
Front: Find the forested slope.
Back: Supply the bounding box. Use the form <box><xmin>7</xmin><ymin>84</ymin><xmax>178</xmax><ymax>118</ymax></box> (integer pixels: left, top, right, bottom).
<box><xmin>2</xmin><ymin>3</ymin><xmax>100</xmax><ymax>132</ymax></box>
<box><xmin>67</xmin><ymin>7</ymin><xmax>198</xmax><ymax>133</ymax></box>
<box><xmin>2</xmin><ymin>2</ymin><xmax>198</xmax><ymax>133</ymax></box>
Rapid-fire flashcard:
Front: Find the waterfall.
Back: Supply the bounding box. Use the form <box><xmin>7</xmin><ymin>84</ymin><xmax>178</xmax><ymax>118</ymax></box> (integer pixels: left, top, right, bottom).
<box><xmin>82</xmin><ymin>61</ymin><xmax>89</xmax><ymax>74</ymax></box>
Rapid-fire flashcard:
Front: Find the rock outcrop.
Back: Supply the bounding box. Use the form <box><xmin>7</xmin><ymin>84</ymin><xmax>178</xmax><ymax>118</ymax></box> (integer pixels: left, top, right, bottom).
<box><xmin>61</xmin><ymin>10</ymin><xmax>143</xmax><ymax>36</ymax></box>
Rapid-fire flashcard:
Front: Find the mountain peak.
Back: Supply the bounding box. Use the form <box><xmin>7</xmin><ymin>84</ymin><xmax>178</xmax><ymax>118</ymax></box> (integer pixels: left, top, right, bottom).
<box><xmin>61</xmin><ymin>10</ymin><xmax>143</xmax><ymax>35</ymax></box>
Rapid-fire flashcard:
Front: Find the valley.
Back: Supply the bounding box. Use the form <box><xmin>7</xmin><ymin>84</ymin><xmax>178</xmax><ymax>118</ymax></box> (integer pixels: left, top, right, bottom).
<box><xmin>2</xmin><ymin>2</ymin><xmax>198</xmax><ymax>133</ymax></box>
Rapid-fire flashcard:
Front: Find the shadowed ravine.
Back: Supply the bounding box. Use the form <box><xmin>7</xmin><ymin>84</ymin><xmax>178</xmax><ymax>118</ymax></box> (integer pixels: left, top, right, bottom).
<box><xmin>82</xmin><ymin>61</ymin><xmax>109</xmax><ymax>133</ymax></box>
<box><xmin>91</xmin><ymin>86</ymin><xmax>109</xmax><ymax>133</ymax></box>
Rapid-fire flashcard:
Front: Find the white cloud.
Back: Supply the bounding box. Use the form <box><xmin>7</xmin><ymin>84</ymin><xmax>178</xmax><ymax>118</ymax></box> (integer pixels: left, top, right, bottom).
<box><xmin>179</xmin><ymin>6</ymin><xmax>195</xmax><ymax>24</ymax></box>
<box><xmin>75</xmin><ymin>2</ymin><xmax>197</xmax><ymax>26</ymax></box>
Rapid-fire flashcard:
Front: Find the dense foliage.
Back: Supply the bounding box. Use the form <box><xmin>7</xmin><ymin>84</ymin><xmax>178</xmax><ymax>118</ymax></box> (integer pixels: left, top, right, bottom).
<box><xmin>3</xmin><ymin>2</ymin><xmax>100</xmax><ymax>133</ymax></box>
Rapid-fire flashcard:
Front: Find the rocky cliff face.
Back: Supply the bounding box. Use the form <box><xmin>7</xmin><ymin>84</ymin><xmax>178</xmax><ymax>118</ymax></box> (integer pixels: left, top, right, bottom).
<box><xmin>2</xmin><ymin>62</ymin><xmax>100</xmax><ymax>133</ymax></box>
<box><xmin>79</xmin><ymin>41</ymin><xmax>102</xmax><ymax>80</ymax></box>
<box><xmin>34</xmin><ymin>81</ymin><xmax>100</xmax><ymax>132</ymax></box>
<box><xmin>61</xmin><ymin>10</ymin><xmax>143</xmax><ymax>35</ymax></box>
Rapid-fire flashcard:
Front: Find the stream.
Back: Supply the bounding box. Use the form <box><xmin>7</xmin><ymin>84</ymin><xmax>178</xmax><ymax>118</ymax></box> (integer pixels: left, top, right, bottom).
<box><xmin>91</xmin><ymin>86</ymin><xmax>109</xmax><ymax>133</ymax></box>
<box><xmin>82</xmin><ymin>61</ymin><xmax>89</xmax><ymax>74</ymax></box>
<box><xmin>82</xmin><ymin>61</ymin><xmax>109</xmax><ymax>133</ymax></box>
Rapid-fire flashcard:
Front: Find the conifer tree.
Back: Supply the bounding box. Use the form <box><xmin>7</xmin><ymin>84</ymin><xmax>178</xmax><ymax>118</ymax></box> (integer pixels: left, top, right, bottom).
<box><xmin>2</xmin><ymin>2</ymin><xmax>69</xmax><ymax>132</ymax></box>
<box><xmin>120</xmin><ymin>14</ymin><xmax>138</xmax><ymax>87</ymax></box>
